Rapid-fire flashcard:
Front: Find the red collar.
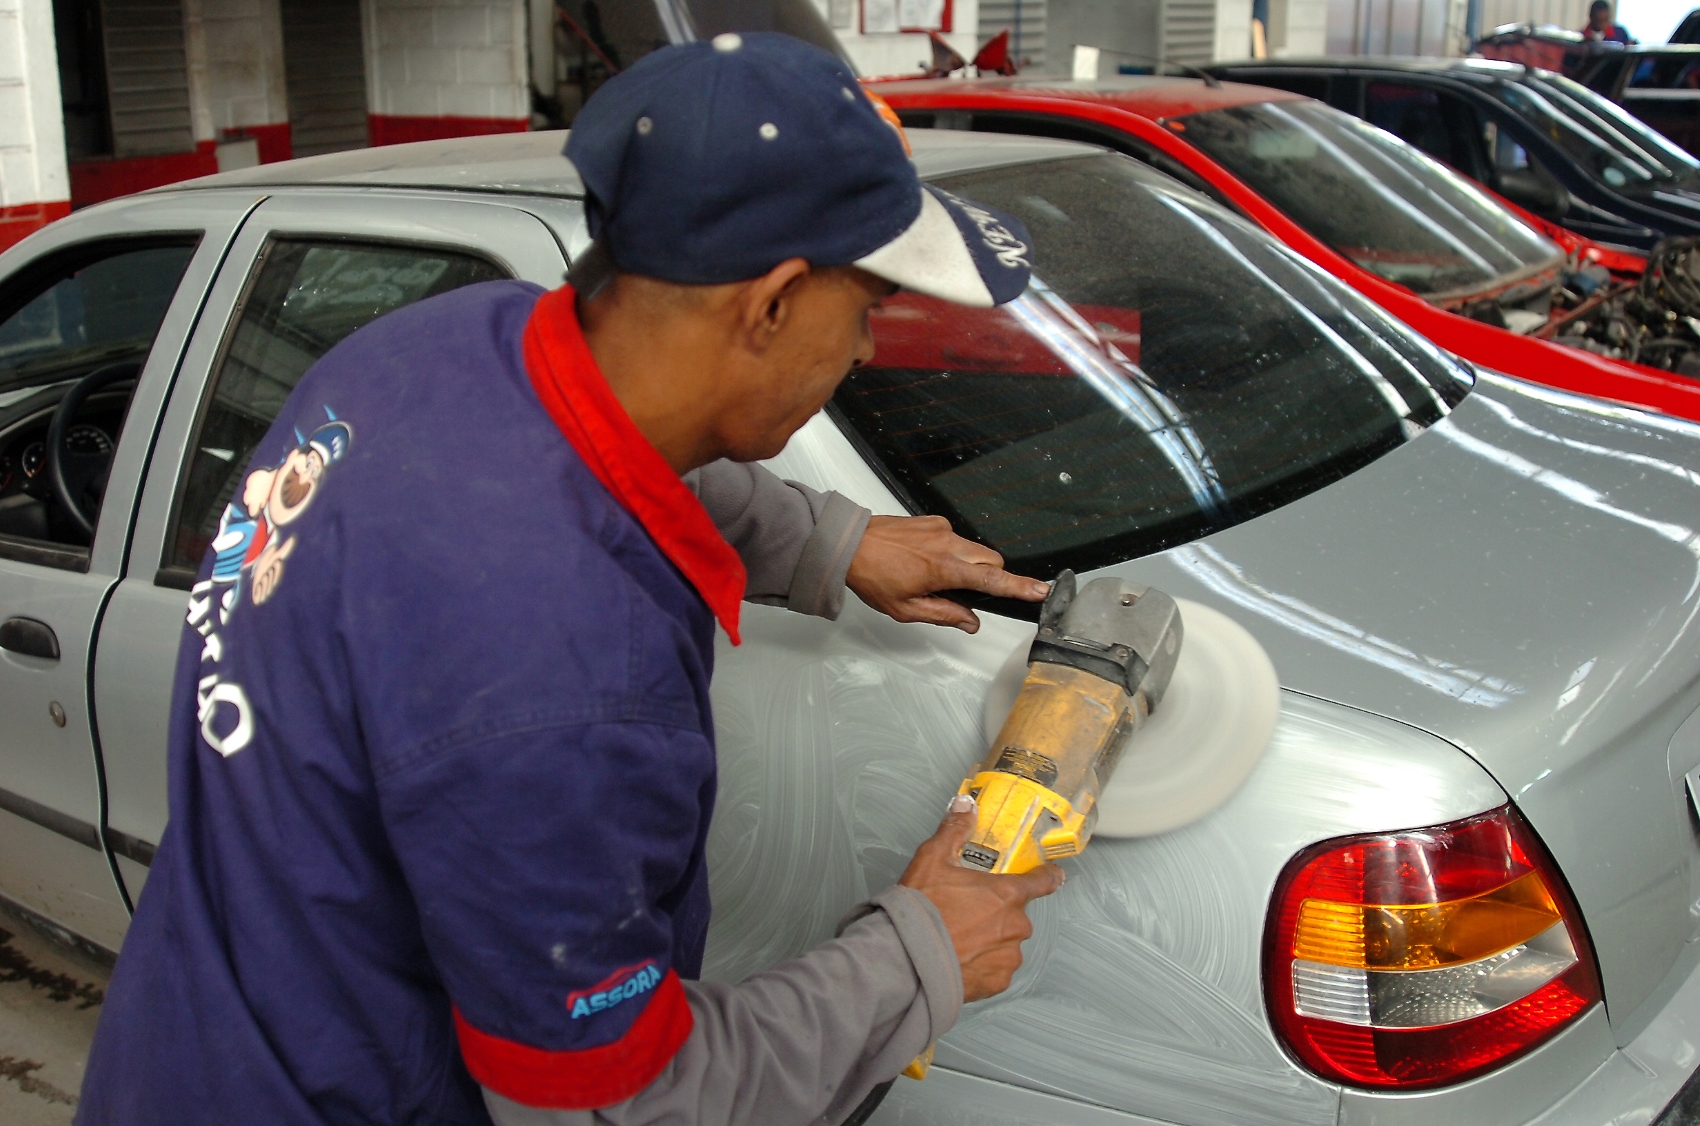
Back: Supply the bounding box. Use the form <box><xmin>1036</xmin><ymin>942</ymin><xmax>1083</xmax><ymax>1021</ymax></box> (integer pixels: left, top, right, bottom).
<box><xmin>523</xmin><ymin>286</ymin><xmax>745</xmax><ymax>645</ymax></box>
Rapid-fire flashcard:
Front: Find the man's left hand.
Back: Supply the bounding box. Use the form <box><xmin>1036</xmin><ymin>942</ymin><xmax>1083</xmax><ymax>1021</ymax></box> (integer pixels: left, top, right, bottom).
<box><xmin>846</xmin><ymin>515</ymin><xmax>1048</xmax><ymax>633</ymax></box>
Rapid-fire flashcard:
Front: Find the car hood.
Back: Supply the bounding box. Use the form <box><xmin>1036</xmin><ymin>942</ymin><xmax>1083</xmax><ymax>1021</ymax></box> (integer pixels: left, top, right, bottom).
<box><xmin>1105</xmin><ymin>370</ymin><xmax>1700</xmax><ymax>1031</ymax></box>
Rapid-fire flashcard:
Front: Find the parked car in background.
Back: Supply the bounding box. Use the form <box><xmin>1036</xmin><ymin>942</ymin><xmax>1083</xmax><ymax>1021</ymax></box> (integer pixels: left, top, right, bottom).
<box><xmin>876</xmin><ymin>74</ymin><xmax>1700</xmax><ymax>415</ymax></box>
<box><xmin>9</xmin><ymin>129</ymin><xmax>1700</xmax><ymax>1124</ymax></box>
<box><xmin>1208</xmin><ymin>57</ymin><xmax>1700</xmax><ymax>250</ymax></box>
<box><xmin>1566</xmin><ymin>44</ymin><xmax>1700</xmax><ymax>157</ymax></box>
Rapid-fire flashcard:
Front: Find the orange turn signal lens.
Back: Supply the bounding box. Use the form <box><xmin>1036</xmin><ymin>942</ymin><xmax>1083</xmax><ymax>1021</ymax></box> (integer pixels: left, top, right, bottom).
<box><xmin>1293</xmin><ymin>870</ymin><xmax>1561</xmax><ymax>970</ymax></box>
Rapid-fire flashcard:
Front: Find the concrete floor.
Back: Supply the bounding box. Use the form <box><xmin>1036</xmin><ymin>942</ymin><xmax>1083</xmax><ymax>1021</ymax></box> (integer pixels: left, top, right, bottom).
<box><xmin>0</xmin><ymin>905</ymin><xmax>108</xmax><ymax>1124</ymax></box>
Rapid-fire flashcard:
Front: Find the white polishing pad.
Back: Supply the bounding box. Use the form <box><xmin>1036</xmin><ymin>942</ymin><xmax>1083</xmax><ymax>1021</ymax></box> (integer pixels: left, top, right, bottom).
<box><xmin>981</xmin><ymin>597</ymin><xmax>1280</xmax><ymax>838</ymax></box>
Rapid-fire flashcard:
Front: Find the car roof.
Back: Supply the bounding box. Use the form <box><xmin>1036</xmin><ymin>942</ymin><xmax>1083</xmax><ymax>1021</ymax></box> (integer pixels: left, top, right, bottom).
<box><xmin>872</xmin><ymin>74</ymin><xmax>1303</xmax><ymax>118</ymax></box>
<box><xmin>150</xmin><ymin>127</ymin><xmax>1100</xmax><ymax>198</ymax></box>
<box><xmin>1214</xmin><ymin>56</ymin><xmax>1533</xmax><ymax>81</ymax></box>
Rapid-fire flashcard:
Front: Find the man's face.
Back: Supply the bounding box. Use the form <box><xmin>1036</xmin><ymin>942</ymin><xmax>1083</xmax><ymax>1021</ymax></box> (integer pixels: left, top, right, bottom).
<box><xmin>1591</xmin><ymin>5</ymin><xmax>1611</xmax><ymax>28</ymax></box>
<box><xmin>716</xmin><ymin>268</ymin><xmax>894</xmax><ymax>462</ymax></box>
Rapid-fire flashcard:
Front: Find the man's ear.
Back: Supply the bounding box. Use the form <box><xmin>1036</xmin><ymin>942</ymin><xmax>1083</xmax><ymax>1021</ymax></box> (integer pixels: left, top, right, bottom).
<box><xmin>739</xmin><ymin>258</ymin><xmax>813</xmax><ymax>349</ymax></box>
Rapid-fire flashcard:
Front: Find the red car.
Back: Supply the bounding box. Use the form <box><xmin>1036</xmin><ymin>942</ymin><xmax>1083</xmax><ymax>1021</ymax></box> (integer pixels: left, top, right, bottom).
<box><xmin>874</xmin><ymin>75</ymin><xmax>1700</xmax><ymax>422</ymax></box>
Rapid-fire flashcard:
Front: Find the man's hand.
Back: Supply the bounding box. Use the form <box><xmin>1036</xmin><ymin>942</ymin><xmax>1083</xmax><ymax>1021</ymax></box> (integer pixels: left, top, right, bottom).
<box><xmin>899</xmin><ymin>796</ymin><xmax>1065</xmax><ymax>1002</ymax></box>
<box><xmin>847</xmin><ymin>515</ymin><xmax>1048</xmax><ymax>633</ymax></box>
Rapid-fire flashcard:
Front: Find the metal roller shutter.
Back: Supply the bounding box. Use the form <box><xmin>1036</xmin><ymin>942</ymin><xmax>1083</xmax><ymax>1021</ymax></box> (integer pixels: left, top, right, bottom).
<box><xmin>100</xmin><ymin>0</ymin><xmax>195</xmax><ymax>157</ymax></box>
<box><xmin>1161</xmin><ymin>0</ymin><xmax>1215</xmax><ymax>65</ymax></box>
<box><xmin>281</xmin><ymin>0</ymin><xmax>369</xmax><ymax>157</ymax></box>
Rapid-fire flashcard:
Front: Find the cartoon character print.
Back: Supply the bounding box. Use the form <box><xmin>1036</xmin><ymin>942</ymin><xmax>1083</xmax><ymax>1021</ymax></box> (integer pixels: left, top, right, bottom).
<box><xmin>209</xmin><ymin>410</ymin><xmax>352</xmax><ymax>608</ymax></box>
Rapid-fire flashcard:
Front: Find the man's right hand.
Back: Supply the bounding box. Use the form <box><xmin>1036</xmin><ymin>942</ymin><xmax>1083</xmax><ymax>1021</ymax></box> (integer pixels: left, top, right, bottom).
<box><xmin>898</xmin><ymin>796</ymin><xmax>1066</xmax><ymax>1002</ymax></box>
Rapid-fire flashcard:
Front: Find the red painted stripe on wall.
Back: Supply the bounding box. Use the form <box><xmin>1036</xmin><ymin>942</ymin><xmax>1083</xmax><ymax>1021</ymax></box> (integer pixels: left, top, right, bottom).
<box><xmin>221</xmin><ymin>122</ymin><xmax>293</xmax><ymax>164</ymax></box>
<box><xmin>0</xmin><ymin>201</ymin><xmax>72</xmax><ymax>254</ymax></box>
<box><xmin>368</xmin><ymin>114</ymin><xmax>528</xmax><ymax>147</ymax></box>
<box><xmin>70</xmin><ymin>144</ymin><xmax>220</xmax><ymax>209</ymax></box>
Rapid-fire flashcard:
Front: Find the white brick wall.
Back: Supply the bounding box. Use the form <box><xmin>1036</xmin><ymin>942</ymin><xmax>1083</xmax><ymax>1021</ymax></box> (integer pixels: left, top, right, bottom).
<box><xmin>184</xmin><ymin>0</ymin><xmax>289</xmax><ymax>140</ymax></box>
<box><xmin>0</xmin><ymin>0</ymin><xmax>68</xmax><ymax>208</ymax></box>
<box><xmin>365</xmin><ymin>0</ymin><xmax>528</xmax><ymax>120</ymax></box>
<box><xmin>1276</xmin><ymin>0</ymin><xmax>1330</xmax><ymax>54</ymax></box>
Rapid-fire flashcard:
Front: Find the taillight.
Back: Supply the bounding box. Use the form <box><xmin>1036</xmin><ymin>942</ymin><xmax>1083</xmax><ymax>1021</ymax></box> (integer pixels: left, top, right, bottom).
<box><xmin>1265</xmin><ymin>806</ymin><xmax>1600</xmax><ymax>1090</ymax></box>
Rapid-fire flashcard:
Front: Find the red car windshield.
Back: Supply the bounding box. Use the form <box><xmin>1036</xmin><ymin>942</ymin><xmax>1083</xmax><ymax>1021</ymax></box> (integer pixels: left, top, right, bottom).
<box><xmin>834</xmin><ymin>154</ymin><xmax>1471</xmax><ymax>577</ymax></box>
<box><xmin>1176</xmin><ymin>100</ymin><xmax>1564</xmax><ymax>298</ymax></box>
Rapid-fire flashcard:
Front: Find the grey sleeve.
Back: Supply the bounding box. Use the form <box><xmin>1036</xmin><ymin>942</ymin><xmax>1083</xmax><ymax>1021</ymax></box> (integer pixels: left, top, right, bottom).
<box><xmin>480</xmin><ymin>885</ymin><xmax>961</xmax><ymax>1126</ymax></box>
<box><xmin>685</xmin><ymin>460</ymin><xmax>872</xmax><ymax>620</ymax></box>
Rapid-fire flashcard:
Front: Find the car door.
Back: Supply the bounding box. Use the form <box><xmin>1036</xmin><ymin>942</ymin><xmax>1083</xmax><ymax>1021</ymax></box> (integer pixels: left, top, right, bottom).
<box><xmin>0</xmin><ymin>193</ymin><xmax>258</xmax><ymax>951</ymax></box>
<box><xmin>92</xmin><ymin>191</ymin><xmax>570</xmax><ymax>909</ymax></box>
<box><xmin>1619</xmin><ymin>52</ymin><xmax>1700</xmax><ymax>158</ymax></box>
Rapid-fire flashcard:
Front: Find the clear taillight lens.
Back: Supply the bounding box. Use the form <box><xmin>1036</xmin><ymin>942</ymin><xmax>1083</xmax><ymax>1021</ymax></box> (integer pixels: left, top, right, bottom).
<box><xmin>1265</xmin><ymin>806</ymin><xmax>1601</xmax><ymax>1089</ymax></box>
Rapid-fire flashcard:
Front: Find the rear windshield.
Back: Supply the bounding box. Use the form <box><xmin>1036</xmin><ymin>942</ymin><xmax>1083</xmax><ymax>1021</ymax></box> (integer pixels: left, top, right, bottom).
<box><xmin>1175</xmin><ymin>100</ymin><xmax>1562</xmax><ymax>298</ymax></box>
<box><xmin>1525</xmin><ymin>71</ymin><xmax>1700</xmax><ymax>185</ymax></box>
<box><xmin>1490</xmin><ymin>76</ymin><xmax>1676</xmax><ymax>186</ymax></box>
<box><xmin>833</xmin><ymin>154</ymin><xmax>1472</xmax><ymax>578</ymax></box>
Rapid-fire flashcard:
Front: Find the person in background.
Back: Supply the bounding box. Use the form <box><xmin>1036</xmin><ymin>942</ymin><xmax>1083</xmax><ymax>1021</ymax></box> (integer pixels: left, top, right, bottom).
<box><xmin>1582</xmin><ymin>0</ymin><xmax>1635</xmax><ymax>44</ymax></box>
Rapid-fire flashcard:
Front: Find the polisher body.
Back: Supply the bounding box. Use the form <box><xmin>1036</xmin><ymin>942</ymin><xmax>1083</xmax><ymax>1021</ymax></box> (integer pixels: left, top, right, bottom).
<box><xmin>957</xmin><ymin>572</ymin><xmax>1182</xmax><ymax>876</ymax></box>
<box><xmin>902</xmin><ymin>573</ymin><xmax>1182</xmax><ymax>1081</ymax></box>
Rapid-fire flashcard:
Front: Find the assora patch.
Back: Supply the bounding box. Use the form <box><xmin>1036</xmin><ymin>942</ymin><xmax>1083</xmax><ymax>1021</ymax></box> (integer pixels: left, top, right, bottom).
<box><xmin>566</xmin><ymin>961</ymin><xmax>663</xmax><ymax>1020</ymax></box>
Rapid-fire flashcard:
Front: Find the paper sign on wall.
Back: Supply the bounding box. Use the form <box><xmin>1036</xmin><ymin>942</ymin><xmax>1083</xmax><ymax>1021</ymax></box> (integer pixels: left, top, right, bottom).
<box><xmin>862</xmin><ymin>0</ymin><xmax>950</xmax><ymax>32</ymax></box>
<box><xmin>899</xmin><ymin>0</ymin><xmax>945</xmax><ymax>29</ymax></box>
<box><xmin>863</xmin><ymin>0</ymin><xmax>899</xmax><ymax>33</ymax></box>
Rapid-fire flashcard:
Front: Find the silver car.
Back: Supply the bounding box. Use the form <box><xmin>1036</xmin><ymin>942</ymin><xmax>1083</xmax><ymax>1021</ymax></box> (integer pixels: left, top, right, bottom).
<box><xmin>2</xmin><ymin>129</ymin><xmax>1698</xmax><ymax>1125</ymax></box>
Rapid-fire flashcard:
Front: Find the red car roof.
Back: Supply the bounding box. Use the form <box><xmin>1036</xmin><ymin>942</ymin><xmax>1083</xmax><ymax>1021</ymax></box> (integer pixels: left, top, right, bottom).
<box><xmin>869</xmin><ymin>75</ymin><xmax>1305</xmax><ymax>121</ymax></box>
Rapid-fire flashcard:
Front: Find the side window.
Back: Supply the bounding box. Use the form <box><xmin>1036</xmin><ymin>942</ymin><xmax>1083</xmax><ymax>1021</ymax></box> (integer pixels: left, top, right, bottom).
<box><xmin>1627</xmin><ymin>54</ymin><xmax>1700</xmax><ymax>90</ymax></box>
<box><xmin>0</xmin><ymin>237</ymin><xmax>199</xmax><ymax>561</ymax></box>
<box><xmin>1249</xmin><ymin>73</ymin><xmax>1330</xmax><ymax>101</ymax></box>
<box><xmin>1365</xmin><ymin>83</ymin><xmax>1456</xmax><ymax>166</ymax></box>
<box><xmin>162</xmin><ymin>239</ymin><xmax>508</xmax><ymax>580</ymax></box>
<box><xmin>1482</xmin><ymin>118</ymin><xmax>1569</xmax><ymax>217</ymax></box>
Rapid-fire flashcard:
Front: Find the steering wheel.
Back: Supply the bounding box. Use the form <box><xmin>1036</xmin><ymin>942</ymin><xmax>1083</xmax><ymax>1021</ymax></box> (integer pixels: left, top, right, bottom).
<box><xmin>46</xmin><ymin>361</ymin><xmax>139</xmax><ymax>539</ymax></box>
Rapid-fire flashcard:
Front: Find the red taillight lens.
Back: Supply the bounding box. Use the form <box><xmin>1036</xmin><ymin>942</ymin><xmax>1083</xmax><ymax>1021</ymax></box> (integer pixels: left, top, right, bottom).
<box><xmin>1265</xmin><ymin>806</ymin><xmax>1601</xmax><ymax>1090</ymax></box>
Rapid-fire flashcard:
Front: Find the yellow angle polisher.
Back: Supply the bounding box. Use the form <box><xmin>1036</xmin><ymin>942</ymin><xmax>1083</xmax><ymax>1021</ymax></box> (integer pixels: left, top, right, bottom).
<box><xmin>902</xmin><ymin>570</ymin><xmax>1279</xmax><ymax>1081</ymax></box>
<box><xmin>957</xmin><ymin>570</ymin><xmax>1182</xmax><ymax>876</ymax></box>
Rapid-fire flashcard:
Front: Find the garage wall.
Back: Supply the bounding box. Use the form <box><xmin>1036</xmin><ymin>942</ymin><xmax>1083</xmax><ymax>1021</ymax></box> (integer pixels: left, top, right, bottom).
<box><xmin>0</xmin><ymin>0</ymin><xmax>71</xmax><ymax>250</ymax></box>
<box><xmin>362</xmin><ymin>0</ymin><xmax>529</xmax><ymax>143</ymax></box>
<box><xmin>1476</xmin><ymin>0</ymin><xmax>1587</xmax><ymax>31</ymax></box>
<box><xmin>1327</xmin><ymin>0</ymin><xmax>1472</xmax><ymax>54</ymax></box>
<box><xmin>183</xmin><ymin>0</ymin><xmax>290</xmax><ymax>161</ymax></box>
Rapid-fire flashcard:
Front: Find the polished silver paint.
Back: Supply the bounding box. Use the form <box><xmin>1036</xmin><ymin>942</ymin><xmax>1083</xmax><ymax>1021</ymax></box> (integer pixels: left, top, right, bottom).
<box><xmin>1098</xmin><ymin>372</ymin><xmax>1700</xmax><ymax>1046</ymax></box>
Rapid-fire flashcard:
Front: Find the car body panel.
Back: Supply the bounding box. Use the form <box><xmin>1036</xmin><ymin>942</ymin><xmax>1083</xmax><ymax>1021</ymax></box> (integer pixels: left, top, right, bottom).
<box><xmin>716</xmin><ymin>411</ymin><xmax>1512</xmax><ymax>1125</ymax></box>
<box><xmin>875</xmin><ymin>79</ymin><xmax>1700</xmax><ymax>424</ymax></box>
<box><xmin>0</xmin><ymin>191</ymin><xmax>259</xmax><ymax>948</ymax></box>
<box><xmin>90</xmin><ymin>190</ymin><xmax>571</xmax><ymax>904</ymax></box>
<box><xmin>1064</xmin><ymin>374</ymin><xmax>1700</xmax><ymax>1044</ymax></box>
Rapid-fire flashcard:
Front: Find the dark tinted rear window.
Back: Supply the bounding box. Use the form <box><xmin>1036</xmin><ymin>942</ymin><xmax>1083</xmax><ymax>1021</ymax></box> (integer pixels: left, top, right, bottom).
<box><xmin>834</xmin><ymin>154</ymin><xmax>1470</xmax><ymax>577</ymax></box>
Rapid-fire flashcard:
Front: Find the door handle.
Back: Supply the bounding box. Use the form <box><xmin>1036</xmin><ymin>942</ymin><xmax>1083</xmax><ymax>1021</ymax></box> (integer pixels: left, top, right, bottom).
<box><xmin>0</xmin><ymin>617</ymin><xmax>60</xmax><ymax>660</ymax></box>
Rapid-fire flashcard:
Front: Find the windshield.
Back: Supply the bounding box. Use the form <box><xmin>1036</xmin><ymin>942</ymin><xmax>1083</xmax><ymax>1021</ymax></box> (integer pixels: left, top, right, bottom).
<box><xmin>1528</xmin><ymin>71</ymin><xmax>1700</xmax><ymax>184</ymax></box>
<box><xmin>1173</xmin><ymin>101</ymin><xmax>1562</xmax><ymax>298</ymax></box>
<box><xmin>1490</xmin><ymin>75</ymin><xmax>1676</xmax><ymax>186</ymax></box>
<box><xmin>834</xmin><ymin>154</ymin><xmax>1472</xmax><ymax>577</ymax></box>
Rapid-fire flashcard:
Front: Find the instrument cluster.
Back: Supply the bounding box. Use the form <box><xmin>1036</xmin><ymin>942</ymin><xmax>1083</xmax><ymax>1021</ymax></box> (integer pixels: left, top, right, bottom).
<box><xmin>0</xmin><ymin>424</ymin><xmax>113</xmax><ymax>494</ymax></box>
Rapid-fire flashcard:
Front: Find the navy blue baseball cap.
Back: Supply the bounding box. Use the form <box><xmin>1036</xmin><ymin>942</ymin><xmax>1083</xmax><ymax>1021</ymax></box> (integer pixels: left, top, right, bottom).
<box><xmin>563</xmin><ymin>32</ymin><xmax>1032</xmax><ymax>307</ymax></box>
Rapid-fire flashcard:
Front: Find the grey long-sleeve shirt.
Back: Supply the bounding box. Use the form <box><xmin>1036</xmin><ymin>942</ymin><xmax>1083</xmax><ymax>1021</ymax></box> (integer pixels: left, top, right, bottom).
<box><xmin>483</xmin><ymin>462</ymin><xmax>956</xmax><ymax>1126</ymax></box>
<box><xmin>686</xmin><ymin>460</ymin><xmax>873</xmax><ymax>620</ymax></box>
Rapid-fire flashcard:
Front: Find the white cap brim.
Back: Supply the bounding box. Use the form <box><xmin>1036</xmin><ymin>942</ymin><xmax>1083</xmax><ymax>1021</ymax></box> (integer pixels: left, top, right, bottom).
<box><xmin>853</xmin><ymin>188</ymin><xmax>1000</xmax><ymax>307</ymax></box>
